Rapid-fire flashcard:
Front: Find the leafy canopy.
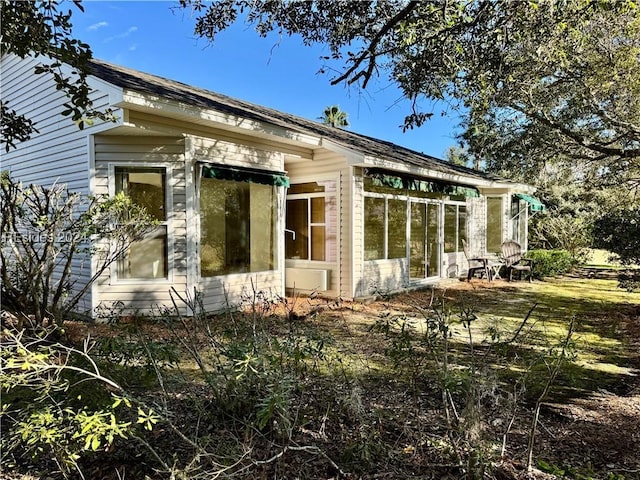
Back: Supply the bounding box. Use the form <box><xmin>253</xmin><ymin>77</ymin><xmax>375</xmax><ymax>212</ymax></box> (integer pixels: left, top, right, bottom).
<box><xmin>180</xmin><ymin>0</ymin><xmax>640</xmax><ymax>178</ymax></box>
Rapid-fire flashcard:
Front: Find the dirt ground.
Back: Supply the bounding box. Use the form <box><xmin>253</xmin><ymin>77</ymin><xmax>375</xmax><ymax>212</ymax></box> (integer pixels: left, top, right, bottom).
<box><xmin>352</xmin><ymin>279</ymin><xmax>640</xmax><ymax>480</ymax></box>
<box><xmin>7</xmin><ymin>276</ymin><xmax>639</xmax><ymax>480</ymax></box>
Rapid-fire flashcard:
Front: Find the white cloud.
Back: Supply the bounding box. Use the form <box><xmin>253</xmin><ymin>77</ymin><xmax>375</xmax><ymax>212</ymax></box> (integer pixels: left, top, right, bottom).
<box><xmin>104</xmin><ymin>26</ymin><xmax>139</xmax><ymax>43</ymax></box>
<box><xmin>87</xmin><ymin>21</ymin><xmax>108</xmax><ymax>31</ymax></box>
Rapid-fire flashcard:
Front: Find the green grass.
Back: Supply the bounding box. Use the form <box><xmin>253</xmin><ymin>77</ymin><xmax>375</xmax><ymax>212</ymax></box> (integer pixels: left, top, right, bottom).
<box><xmin>376</xmin><ymin>275</ymin><xmax>640</xmax><ymax>399</ymax></box>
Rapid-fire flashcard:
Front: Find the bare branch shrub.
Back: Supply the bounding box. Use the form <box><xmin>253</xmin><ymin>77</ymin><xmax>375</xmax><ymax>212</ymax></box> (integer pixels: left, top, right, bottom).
<box><xmin>0</xmin><ymin>173</ymin><xmax>156</xmax><ymax>327</ymax></box>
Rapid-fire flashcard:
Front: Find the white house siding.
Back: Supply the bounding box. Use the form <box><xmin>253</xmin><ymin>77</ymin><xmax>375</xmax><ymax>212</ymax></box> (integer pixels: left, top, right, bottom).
<box><xmin>285</xmin><ymin>151</ymin><xmax>347</xmax><ymax>297</ymax></box>
<box><xmin>189</xmin><ymin>134</ymin><xmax>288</xmax><ymax>313</ymax></box>
<box><xmin>468</xmin><ymin>197</ymin><xmax>487</xmax><ymax>255</ymax></box>
<box><xmin>0</xmin><ymin>54</ymin><xmax>122</xmax><ymax>315</ymax></box>
<box><xmin>128</xmin><ymin>110</ymin><xmax>313</xmax><ymax>160</ymax></box>
<box><xmin>93</xmin><ymin>135</ymin><xmax>188</xmax><ymax>315</ymax></box>
<box><xmin>362</xmin><ymin>259</ymin><xmax>409</xmax><ymax>295</ymax></box>
<box><xmin>190</xmin><ymin>134</ymin><xmax>285</xmax><ymax>171</ymax></box>
<box><xmin>351</xmin><ymin>168</ymin><xmax>366</xmax><ymax>297</ymax></box>
<box><xmin>1</xmin><ymin>55</ymin><xmax>117</xmax><ymax>191</ymax></box>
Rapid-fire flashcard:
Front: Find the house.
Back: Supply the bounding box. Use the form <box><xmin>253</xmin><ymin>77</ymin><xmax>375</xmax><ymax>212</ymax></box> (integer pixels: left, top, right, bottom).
<box><xmin>0</xmin><ymin>54</ymin><xmax>541</xmax><ymax>317</ymax></box>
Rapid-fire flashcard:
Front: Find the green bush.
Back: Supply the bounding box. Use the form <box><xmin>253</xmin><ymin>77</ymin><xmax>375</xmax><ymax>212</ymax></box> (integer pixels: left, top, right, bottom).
<box><xmin>526</xmin><ymin>249</ymin><xmax>575</xmax><ymax>279</ymax></box>
<box><xmin>0</xmin><ymin>327</ymin><xmax>158</xmax><ymax>478</ymax></box>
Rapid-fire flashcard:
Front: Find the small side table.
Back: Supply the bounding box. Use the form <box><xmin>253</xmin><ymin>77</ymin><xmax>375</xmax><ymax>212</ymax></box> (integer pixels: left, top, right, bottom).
<box><xmin>486</xmin><ymin>255</ymin><xmax>505</xmax><ymax>281</ymax></box>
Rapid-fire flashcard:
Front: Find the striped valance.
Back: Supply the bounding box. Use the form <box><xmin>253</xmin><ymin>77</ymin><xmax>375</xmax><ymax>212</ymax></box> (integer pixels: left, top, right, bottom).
<box><xmin>201</xmin><ymin>164</ymin><xmax>290</xmax><ymax>187</ymax></box>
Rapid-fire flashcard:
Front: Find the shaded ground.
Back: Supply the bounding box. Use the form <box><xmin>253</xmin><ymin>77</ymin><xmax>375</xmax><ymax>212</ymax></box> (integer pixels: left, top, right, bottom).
<box><xmin>275</xmin><ymin>276</ymin><xmax>640</xmax><ymax>479</ymax></box>
<box><xmin>4</xmin><ymin>274</ymin><xmax>639</xmax><ymax>480</ymax></box>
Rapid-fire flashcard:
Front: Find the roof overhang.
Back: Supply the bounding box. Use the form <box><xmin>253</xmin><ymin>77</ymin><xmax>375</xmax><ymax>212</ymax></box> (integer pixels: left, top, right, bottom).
<box><xmin>89</xmin><ymin>70</ymin><xmax>536</xmax><ymax>195</ymax></box>
<box><xmin>116</xmin><ymin>90</ymin><xmax>324</xmax><ymax>149</ymax></box>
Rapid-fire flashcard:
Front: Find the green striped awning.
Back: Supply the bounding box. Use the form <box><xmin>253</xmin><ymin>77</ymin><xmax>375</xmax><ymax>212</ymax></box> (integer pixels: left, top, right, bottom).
<box><xmin>365</xmin><ymin>169</ymin><xmax>480</xmax><ymax>198</ymax></box>
<box><xmin>201</xmin><ymin>164</ymin><xmax>290</xmax><ymax>187</ymax></box>
<box><xmin>514</xmin><ymin>193</ymin><xmax>546</xmax><ymax>212</ymax></box>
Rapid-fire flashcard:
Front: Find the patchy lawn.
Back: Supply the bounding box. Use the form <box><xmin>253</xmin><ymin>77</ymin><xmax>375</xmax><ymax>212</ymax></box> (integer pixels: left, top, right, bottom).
<box><xmin>4</xmin><ymin>274</ymin><xmax>639</xmax><ymax>480</ymax></box>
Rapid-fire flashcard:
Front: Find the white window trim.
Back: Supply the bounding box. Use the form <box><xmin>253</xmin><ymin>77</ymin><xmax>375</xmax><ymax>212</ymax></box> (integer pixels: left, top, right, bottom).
<box><xmin>197</xmin><ymin>174</ymin><xmax>281</xmax><ymax>278</ymax></box>
<box><xmin>107</xmin><ymin>162</ymin><xmax>174</xmax><ymax>284</ymax></box>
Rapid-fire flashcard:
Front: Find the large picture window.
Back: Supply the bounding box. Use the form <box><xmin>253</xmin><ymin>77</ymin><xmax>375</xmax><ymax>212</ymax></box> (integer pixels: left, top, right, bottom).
<box><xmin>286</xmin><ymin>181</ymin><xmax>337</xmax><ymax>262</ymax></box>
<box><xmin>200</xmin><ymin>177</ymin><xmax>276</xmax><ymax>276</ymax></box>
<box><xmin>115</xmin><ymin>167</ymin><xmax>168</xmax><ymax>279</ymax></box>
<box><xmin>364</xmin><ymin>196</ymin><xmax>407</xmax><ymax>260</ymax></box>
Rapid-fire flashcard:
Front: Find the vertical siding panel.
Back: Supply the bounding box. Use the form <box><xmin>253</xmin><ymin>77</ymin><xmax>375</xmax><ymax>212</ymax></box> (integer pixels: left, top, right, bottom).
<box><xmin>350</xmin><ymin>168</ymin><xmax>365</xmax><ymax>297</ymax></box>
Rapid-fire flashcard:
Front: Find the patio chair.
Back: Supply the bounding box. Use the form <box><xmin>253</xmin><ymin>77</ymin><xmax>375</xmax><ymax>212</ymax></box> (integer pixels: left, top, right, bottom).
<box><xmin>462</xmin><ymin>239</ymin><xmax>491</xmax><ymax>281</ymax></box>
<box><xmin>501</xmin><ymin>240</ymin><xmax>534</xmax><ymax>282</ymax></box>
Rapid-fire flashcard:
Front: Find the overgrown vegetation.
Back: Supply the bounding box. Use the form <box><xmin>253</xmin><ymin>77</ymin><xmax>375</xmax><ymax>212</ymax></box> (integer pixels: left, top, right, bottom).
<box><xmin>0</xmin><ymin>173</ymin><xmax>155</xmax><ymax>328</ymax></box>
<box><xmin>0</xmin><ymin>327</ymin><xmax>160</xmax><ymax>478</ymax></box>
<box><xmin>2</xmin><ymin>276</ymin><xmax>638</xmax><ymax>480</ymax></box>
<box><xmin>595</xmin><ymin>207</ymin><xmax>640</xmax><ymax>292</ymax></box>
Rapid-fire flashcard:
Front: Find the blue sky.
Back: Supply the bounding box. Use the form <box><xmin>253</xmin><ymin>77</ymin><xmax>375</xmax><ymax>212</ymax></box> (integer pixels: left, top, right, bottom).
<box><xmin>73</xmin><ymin>1</ymin><xmax>462</xmax><ymax>158</ymax></box>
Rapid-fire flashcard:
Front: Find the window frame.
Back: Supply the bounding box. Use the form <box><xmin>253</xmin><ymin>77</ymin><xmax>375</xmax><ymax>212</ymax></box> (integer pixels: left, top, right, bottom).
<box><xmin>285</xmin><ymin>177</ymin><xmax>338</xmax><ymax>264</ymax></box>
<box><xmin>198</xmin><ymin>172</ymin><xmax>280</xmax><ymax>278</ymax></box>
<box><xmin>108</xmin><ymin>163</ymin><xmax>174</xmax><ymax>284</ymax></box>
<box><xmin>363</xmin><ymin>192</ymin><xmax>410</xmax><ymax>261</ymax></box>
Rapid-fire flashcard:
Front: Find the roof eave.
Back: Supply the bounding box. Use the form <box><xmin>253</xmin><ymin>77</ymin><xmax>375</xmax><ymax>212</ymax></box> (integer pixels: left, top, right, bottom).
<box><xmin>118</xmin><ymin>90</ymin><xmax>324</xmax><ymax>148</ymax></box>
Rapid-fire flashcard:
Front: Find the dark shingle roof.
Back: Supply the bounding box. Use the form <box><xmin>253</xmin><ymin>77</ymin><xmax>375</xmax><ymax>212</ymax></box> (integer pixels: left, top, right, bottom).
<box><xmin>88</xmin><ymin>58</ymin><xmax>505</xmax><ymax>184</ymax></box>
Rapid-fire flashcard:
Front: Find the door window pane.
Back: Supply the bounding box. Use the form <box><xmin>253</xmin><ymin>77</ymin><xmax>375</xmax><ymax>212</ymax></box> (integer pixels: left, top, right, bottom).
<box><xmin>311</xmin><ymin>197</ymin><xmax>325</xmax><ymax>223</ymax></box>
<box><xmin>286</xmin><ymin>199</ymin><xmax>308</xmax><ymax>260</ymax></box>
<box><xmin>388</xmin><ymin>199</ymin><xmax>407</xmax><ymax>258</ymax></box>
<box><xmin>426</xmin><ymin>203</ymin><xmax>440</xmax><ymax>277</ymax></box>
<box><xmin>458</xmin><ymin>206</ymin><xmax>467</xmax><ymax>252</ymax></box>
<box><xmin>444</xmin><ymin>204</ymin><xmax>457</xmax><ymax>253</ymax></box>
<box><xmin>410</xmin><ymin>203</ymin><xmax>426</xmax><ymax>278</ymax></box>
<box><xmin>310</xmin><ymin>226</ymin><xmax>326</xmax><ymax>260</ymax></box>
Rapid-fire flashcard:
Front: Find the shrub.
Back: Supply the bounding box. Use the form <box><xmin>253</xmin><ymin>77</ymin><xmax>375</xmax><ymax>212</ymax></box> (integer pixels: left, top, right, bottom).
<box><xmin>529</xmin><ymin>213</ymin><xmax>592</xmax><ymax>264</ymax></box>
<box><xmin>0</xmin><ymin>327</ymin><xmax>159</xmax><ymax>478</ymax></box>
<box><xmin>526</xmin><ymin>249</ymin><xmax>574</xmax><ymax>279</ymax></box>
<box><xmin>0</xmin><ymin>173</ymin><xmax>156</xmax><ymax>327</ymax></box>
<box><xmin>594</xmin><ymin>207</ymin><xmax>640</xmax><ymax>291</ymax></box>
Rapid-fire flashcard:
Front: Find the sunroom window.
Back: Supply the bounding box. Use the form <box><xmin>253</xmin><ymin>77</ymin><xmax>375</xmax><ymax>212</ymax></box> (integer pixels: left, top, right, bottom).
<box><xmin>115</xmin><ymin>167</ymin><xmax>168</xmax><ymax>279</ymax></box>
<box><xmin>200</xmin><ymin>176</ymin><xmax>276</xmax><ymax>276</ymax></box>
<box><xmin>486</xmin><ymin>197</ymin><xmax>504</xmax><ymax>253</ymax></box>
<box><xmin>443</xmin><ymin>204</ymin><xmax>467</xmax><ymax>253</ymax></box>
<box><xmin>364</xmin><ymin>196</ymin><xmax>407</xmax><ymax>260</ymax></box>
